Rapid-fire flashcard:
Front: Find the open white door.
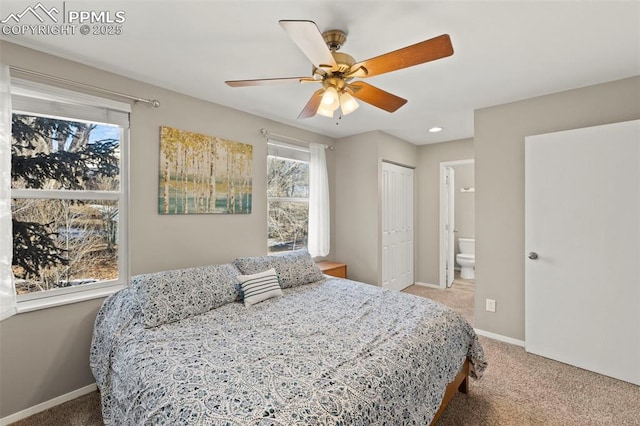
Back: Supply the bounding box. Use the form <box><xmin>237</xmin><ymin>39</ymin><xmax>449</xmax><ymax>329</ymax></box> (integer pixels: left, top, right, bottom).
<box><xmin>446</xmin><ymin>167</ymin><xmax>455</xmax><ymax>287</ymax></box>
<box><xmin>382</xmin><ymin>162</ymin><xmax>414</xmax><ymax>291</ymax></box>
<box><xmin>440</xmin><ymin>166</ymin><xmax>456</xmax><ymax>288</ymax></box>
<box><xmin>525</xmin><ymin>120</ymin><xmax>640</xmax><ymax>385</ymax></box>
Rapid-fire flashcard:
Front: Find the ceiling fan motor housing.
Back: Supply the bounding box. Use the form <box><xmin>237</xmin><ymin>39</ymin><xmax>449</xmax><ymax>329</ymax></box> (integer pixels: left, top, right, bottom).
<box><xmin>322</xmin><ymin>29</ymin><xmax>347</xmax><ymax>51</ymax></box>
<box><xmin>313</xmin><ymin>52</ymin><xmax>356</xmax><ymax>77</ymax></box>
<box><xmin>323</xmin><ymin>77</ymin><xmax>347</xmax><ymax>91</ymax></box>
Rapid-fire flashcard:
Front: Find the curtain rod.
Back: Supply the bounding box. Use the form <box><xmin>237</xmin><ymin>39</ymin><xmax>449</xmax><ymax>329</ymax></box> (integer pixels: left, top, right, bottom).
<box><xmin>9</xmin><ymin>66</ymin><xmax>161</xmax><ymax>108</ymax></box>
<box><xmin>260</xmin><ymin>128</ymin><xmax>334</xmax><ymax>150</ymax></box>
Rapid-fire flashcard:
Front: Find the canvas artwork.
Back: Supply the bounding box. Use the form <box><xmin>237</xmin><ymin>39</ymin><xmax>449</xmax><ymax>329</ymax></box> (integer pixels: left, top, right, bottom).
<box><xmin>159</xmin><ymin>126</ymin><xmax>253</xmax><ymax>214</ymax></box>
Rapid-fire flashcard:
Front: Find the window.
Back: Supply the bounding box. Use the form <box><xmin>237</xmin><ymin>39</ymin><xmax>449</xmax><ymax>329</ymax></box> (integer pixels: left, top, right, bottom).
<box><xmin>9</xmin><ymin>79</ymin><xmax>129</xmax><ymax>310</ymax></box>
<box><xmin>267</xmin><ymin>141</ymin><xmax>309</xmax><ymax>253</ymax></box>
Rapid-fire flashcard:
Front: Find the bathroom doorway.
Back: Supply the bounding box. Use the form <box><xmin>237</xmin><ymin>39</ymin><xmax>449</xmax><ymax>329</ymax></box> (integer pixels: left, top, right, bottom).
<box><xmin>439</xmin><ymin>159</ymin><xmax>474</xmax><ymax>290</ymax></box>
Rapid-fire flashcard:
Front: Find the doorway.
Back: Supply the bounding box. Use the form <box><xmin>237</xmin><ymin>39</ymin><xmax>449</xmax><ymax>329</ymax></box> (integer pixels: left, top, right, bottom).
<box><xmin>439</xmin><ymin>159</ymin><xmax>475</xmax><ymax>289</ymax></box>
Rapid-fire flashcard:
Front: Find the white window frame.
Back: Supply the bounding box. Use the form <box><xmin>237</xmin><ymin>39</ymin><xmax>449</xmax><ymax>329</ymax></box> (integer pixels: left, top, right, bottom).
<box><xmin>10</xmin><ymin>79</ymin><xmax>130</xmax><ymax>312</ymax></box>
<box><xmin>267</xmin><ymin>140</ymin><xmax>310</xmax><ymax>253</ymax></box>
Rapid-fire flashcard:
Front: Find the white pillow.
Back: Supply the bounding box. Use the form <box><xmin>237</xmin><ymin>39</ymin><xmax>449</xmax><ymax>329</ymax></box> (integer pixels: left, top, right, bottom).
<box><xmin>237</xmin><ymin>268</ymin><xmax>283</xmax><ymax>306</ymax></box>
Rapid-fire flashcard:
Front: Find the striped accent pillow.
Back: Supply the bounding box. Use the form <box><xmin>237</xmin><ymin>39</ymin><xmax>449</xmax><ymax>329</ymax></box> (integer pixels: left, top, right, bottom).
<box><xmin>237</xmin><ymin>268</ymin><xmax>283</xmax><ymax>306</ymax></box>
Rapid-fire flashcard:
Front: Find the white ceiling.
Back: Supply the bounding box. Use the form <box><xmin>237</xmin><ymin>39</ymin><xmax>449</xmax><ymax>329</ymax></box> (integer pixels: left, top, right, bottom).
<box><xmin>2</xmin><ymin>1</ymin><xmax>639</xmax><ymax>145</ymax></box>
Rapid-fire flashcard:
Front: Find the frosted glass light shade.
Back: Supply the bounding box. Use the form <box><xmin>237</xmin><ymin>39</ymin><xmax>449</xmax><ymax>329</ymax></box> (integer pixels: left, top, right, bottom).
<box><xmin>321</xmin><ymin>86</ymin><xmax>340</xmax><ymax>111</ymax></box>
<box><xmin>340</xmin><ymin>91</ymin><xmax>359</xmax><ymax>115</ymax></box>
<box><xmin>317</xmin><ymin>104</ymin><xmax>334</xmax><ymax>117</ymax></box>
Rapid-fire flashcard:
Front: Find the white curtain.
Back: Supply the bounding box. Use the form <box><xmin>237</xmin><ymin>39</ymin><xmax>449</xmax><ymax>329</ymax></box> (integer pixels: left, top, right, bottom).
<box><xmin>308</xmin><ymin>143</ymin><xmax>330</xmax><ymax>257</ymax></box>
<box><xmin>0</xmin><ymin>65</ymin><xmax>17</xmax><ymax>321</ymax></box>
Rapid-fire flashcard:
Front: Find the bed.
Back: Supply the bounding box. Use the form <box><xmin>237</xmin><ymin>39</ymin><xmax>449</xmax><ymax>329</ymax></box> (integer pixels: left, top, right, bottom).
<box><xmin>90</xmin><ymin>251</ymin><xmax>487</xmax><ymax>425</ymax></box>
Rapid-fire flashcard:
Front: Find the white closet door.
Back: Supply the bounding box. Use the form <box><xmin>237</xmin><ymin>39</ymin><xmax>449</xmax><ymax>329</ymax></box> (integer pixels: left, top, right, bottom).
<box><xmin>382</xmin><ymin>162</ymin><xmax>414</xmax><ymax>291</ymax></box>
<box><xmin>525</xmin><ymin>119</ymin><xmax>640</xmax><ymax>385</ymax></box>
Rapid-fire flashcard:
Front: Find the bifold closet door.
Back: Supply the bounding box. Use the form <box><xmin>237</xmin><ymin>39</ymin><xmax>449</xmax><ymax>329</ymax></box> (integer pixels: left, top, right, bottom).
<box><xmin>525</xmin><ymin>119</ymin><xmax>639</xmax><ymax>385</ymax></box>
<box><xmin>382</xmin><ymin>162</ymin><xmax>414</xmax><ymax>291</ymax></box>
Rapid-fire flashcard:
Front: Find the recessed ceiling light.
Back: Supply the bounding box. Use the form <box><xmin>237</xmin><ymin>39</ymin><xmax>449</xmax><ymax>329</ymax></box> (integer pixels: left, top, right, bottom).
<box><xmin>429</xmin><ymin>127</ymin><xmax>443</xmax><ymax>133</ymax></box>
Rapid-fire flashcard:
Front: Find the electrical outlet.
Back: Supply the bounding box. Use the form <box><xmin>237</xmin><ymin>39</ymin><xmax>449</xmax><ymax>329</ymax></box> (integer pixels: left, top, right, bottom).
<box><xmin>486</xmin><ymin>298</ymin><xmax>496</xmax><ymax>313</ymax></box>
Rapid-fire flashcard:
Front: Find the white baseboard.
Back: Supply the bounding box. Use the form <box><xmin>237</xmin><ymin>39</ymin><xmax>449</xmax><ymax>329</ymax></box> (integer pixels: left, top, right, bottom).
<box><xmin>474</xmin><ymin>328</ymin><xmax>525</xmax><ymax>347</ymax></box>
<box><xmin>414</xmin><ymin>281</ymin><xmax>443</xmax><ymax>289</ymax></box>
<box><xmin>410</xmin><ymin>284</ymin><xmax>525</xmax><ymax>347</ymax></box>
<box><xmin>0</xmin><ymin>383</ymin><xmax>97</xmax><ymax>426</ymax></box>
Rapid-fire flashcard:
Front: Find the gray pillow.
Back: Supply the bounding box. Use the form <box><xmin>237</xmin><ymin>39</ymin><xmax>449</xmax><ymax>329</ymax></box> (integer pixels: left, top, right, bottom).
<box><xmin>233</xmin><ymin>249</ymin><xmax>324</xmax><ymax>289</ymax></box>
<box><xmin>132</xmin><ymin>263</ymin><xmax>241</xmax><ymax>328</ymax></box>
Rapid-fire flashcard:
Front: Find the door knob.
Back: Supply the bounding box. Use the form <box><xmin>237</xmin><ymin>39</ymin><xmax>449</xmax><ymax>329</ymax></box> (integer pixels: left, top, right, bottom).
<box><xmin>528</xmin><ymin>252</ymin><xmax>538</xmax><ymax>260</ymax></box>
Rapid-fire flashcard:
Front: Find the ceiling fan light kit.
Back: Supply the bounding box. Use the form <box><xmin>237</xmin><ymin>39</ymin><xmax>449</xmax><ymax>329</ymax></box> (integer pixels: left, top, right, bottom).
<box><xmin>321</xmin><ymin>86</ymin><xmax>340</xmax><ymax>110</ymax></box>
<box><xmin>225</xmin><ymin>20</ymin><xmax>454</xmax><ymax>119</ymax></box>
<box><xmin>339</xmin><ymin>91</ymin><xmax>359</xmax><ymax>115</ymax></box>
<box><xmin>316</xmin><ymin>103</ymin><xmax>335</xmax><ymax>118</ymax></box>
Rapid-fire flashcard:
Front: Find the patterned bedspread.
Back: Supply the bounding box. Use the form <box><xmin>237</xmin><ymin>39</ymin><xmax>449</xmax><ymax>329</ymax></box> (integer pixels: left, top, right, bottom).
<box><xmin>91</xmin><ymin>278</ymin><xmax>487</xmax><ymax>425</ymax></box>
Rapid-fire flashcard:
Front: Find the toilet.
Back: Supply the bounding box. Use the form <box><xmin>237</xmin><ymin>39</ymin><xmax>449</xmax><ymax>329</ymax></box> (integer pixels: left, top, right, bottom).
<box><xmin>456</xmin><ymin>238</ymin><xmax>475</xmax><ymax>280</ymax></box>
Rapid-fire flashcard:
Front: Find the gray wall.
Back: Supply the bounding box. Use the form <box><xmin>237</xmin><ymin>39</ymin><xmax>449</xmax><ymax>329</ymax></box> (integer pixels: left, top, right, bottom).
<box><xmin>0</xmin><ymin>298</ymin><xmax>104</xmax><ymax>419</ymax></box>
<box><xmin>452</xmin><ymin>163</ymin><xmax>475</xmax><ymax>260</ymax></box>
<box><xmin>334</xmin><ymin>132</ymin><xmax>379</xmax><ymax>285</ymax></box>
<box><xmin>416</xmin><ymin>139</ymin><xmax>474</xmax><ymax>285</ymax></box>
<box><xmin>334</xmin><ymin>131</ymin><xmax>417</xmax><ymax>286</ymax></box>
<box><xmin>3</xmin><ymin>39</ymin><xmax>638</xmax><ymax>420</ymax></box>
<box><xmin>474</xmin><ymin>75</ymin><xmax>640</xmax><ymax>340</ymax></box>
<box><xmin>0</xmin><ymin>41</ymin><xmax>335</xmax><ymax>418</ymax></box>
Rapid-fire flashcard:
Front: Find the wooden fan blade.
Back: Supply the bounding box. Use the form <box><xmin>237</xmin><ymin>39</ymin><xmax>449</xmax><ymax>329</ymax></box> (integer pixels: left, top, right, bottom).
<box><xmin>349</xmin><ymin>82</ymin><xmax>407</xmax><ymax>112</ymax></box>
<box><xmin>349</xmin><ymin>34</ymin><xmax>453</xmax><ymax>78</ymax></box>
<box><xmin>279</xmin><ymin>20</ymin><xmax>337</xmax><ymax>70</ymax></box>
<box><xmin>298</xmin><ymin>89</ymin><xmax>324</xmax><ymax>119</ymax></box>
<box><xmin>226</xmin><ymin>77</ymin><xmax>315</xmax><ymax>87</ymax></box>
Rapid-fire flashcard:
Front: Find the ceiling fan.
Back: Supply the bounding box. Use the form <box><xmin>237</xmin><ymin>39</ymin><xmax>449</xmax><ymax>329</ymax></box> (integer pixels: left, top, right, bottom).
<box><xmin>225</xmin><ymin>20</ymin><xmax>454</xmax><ymax>119</ymax></box>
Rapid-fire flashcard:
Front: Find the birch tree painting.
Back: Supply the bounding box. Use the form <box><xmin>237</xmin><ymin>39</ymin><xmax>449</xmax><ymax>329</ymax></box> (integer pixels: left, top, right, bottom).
<box><xmin>159</xmin><ymin>126</ymin><xmax>253</xmax><ymax>214</ymax></box>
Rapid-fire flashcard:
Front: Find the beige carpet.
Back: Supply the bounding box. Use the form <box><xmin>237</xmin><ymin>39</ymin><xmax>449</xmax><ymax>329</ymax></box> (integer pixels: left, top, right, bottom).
<box><xmin>404</xmin><ymin>279</ymin><xmax>475</xmax><ymax>326</ymax></box>
<box><xmin>11</xmin><ymin>280</ymin><xmax>640</xmax><ymax>425</ymax></box>
<box><xmin>10</xmin><ymin>391</ymin><xmax>102</xmax><ymax>426</ymax></box>
<box><xmin>405</xmin><ymin>280</ymin><xmax>640</xmax><ymax>426</ymax></box>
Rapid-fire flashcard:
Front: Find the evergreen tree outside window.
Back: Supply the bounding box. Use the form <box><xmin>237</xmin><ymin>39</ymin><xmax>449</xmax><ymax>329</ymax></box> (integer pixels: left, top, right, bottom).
<box><xmin>9</xmin><ymin>79</ymin><xmax>129</xmax><ymax>307</ymax></box>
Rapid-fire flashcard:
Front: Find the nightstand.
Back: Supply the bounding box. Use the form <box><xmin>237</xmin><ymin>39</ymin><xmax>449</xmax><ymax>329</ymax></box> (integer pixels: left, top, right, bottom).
<box><xmin>316</xmin><ymin>261</ymin><xmax>347</xmax><ymax>278</ymax></box>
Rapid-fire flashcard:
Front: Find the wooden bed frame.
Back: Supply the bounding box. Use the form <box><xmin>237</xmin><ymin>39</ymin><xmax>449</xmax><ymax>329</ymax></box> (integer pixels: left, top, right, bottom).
<box><xmin>429</xmin><ymin>359</ymin><xmax>470</xmax><ymax>425</ymax></box>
